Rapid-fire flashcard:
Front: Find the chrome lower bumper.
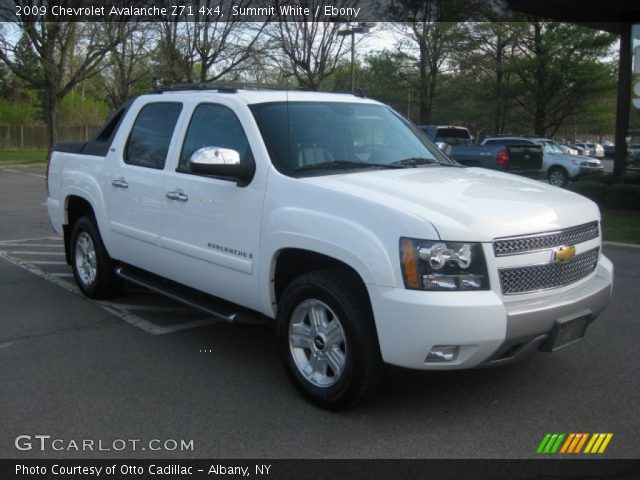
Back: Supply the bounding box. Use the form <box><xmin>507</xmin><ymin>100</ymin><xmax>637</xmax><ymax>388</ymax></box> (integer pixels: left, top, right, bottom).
<box><xmin>483</xmin><ymin>255</ymin><xmax>613</xmax><ymax>366</ymax></box>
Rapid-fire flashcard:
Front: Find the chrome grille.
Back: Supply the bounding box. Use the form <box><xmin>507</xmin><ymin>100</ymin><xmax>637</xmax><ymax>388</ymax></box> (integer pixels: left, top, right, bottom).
<box><xmin>493</xmin><ymin>222</ymin><xmax>599</xmax><ymax>257</ymax></box>
<box><xmin>499</xmin><ymin>248</ymin><xmax>599</xmax><ymax>295</ymax></box>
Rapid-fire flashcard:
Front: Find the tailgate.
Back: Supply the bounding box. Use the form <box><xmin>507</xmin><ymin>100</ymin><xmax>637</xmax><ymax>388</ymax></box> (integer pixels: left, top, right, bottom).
<box><xmin>506</xmin><ymin>145</ymin><xmax>543</xmax><ymax>172</ymax></box>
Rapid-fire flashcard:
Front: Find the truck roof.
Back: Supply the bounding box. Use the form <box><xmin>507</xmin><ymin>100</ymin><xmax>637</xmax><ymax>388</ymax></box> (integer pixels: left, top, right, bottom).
<box><xmin>145</xmin><ymin>84</ymin><xmax>379</xmax><ymax>106</ymax></box>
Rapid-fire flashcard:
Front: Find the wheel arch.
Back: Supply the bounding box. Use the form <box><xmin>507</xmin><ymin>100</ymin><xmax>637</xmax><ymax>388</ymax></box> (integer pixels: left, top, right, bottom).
<box><xmin>270</xmin><ymin>248</ymin><xmax>374</xmax><ymax>318</ymax></box>
<box><xmin>62</xmin><ymin>195</ymin><xmax>96</xmax><ymax>264</ymax></box>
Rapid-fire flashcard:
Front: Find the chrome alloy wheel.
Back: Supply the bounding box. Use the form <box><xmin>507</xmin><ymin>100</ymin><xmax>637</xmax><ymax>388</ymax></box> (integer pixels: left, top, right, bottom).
<box><xmin>74</xmin><ymin>231</ymin><xmax>97</xmax><ymax>286</ymax></box>
<box><xmin>288</xmin><ymin>299</ymin><xmax>347</xmax><ymax>388</ymax></box>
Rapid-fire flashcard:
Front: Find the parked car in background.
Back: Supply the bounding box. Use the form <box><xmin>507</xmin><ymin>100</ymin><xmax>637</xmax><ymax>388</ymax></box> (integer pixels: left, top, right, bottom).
<box><xmin>628</xmin><ymin>144</ymin><xmax>640</xmax><ymax>170</ymax></box>
<box><xmin>588</xmin><ymin>143</ymin><xmax>605</xmax><ymax>158</ymax></box>
<box><xmin>570</xmin><ymin>144</ymin><xmax>591</xmax><ymax>156</ymax></box>
<box><xmin>418</xmin><ymin>126</ymin><xmax>543</xmax><ymax>178</ymax></box>
<box><xmin>559</xmin><ymin>145</ymin><xmax>579</xmax><ymax>155</ymax></box>
<box><xmin>601</xmin><ymin>141</ymin><xmax>615</xmax><ymax>158</ymax></box>
<box><xmin>573</xmin><ymin>143</ymin><xmax>604</xmax><ymax>158</ymax></box>
<box><xmin>481</xmin><ymin>136</ymin><xmax>603</xmax><ymax>187</ymax></box>
<box><xmin>418</xmin><ymin>125</ymin><xmax>474</xmax><ymax>146</ymax></box>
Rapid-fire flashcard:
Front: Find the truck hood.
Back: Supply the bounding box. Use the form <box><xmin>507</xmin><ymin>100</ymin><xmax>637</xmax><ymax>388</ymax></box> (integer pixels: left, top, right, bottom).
<box><xmin>302</xmin><ymin>166</ymin><xmax>600</xmax><ymax>241</ymax></box>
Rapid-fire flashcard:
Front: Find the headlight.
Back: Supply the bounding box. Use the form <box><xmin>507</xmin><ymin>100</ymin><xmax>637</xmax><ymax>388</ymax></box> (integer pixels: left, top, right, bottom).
<box><xmin>572</xmin><ymin>159</ymin><xmax>589</xmax><ymax>166</ymax></box>
<box><xmin>399</xmin><ymin>238</ymin><xmax>489</xmax><ymax>291</ymax></box>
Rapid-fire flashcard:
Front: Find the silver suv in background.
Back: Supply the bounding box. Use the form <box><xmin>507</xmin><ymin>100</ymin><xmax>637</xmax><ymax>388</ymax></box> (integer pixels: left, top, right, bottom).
<box><xmin>481</xmin><ymin>137</ymin><xmax>603</xmax><ymax>187</ymax></box>
<box><xmin>573</xmin><ymin>142</ymin><xmax>605</xmax><ymax>159</ymax></box>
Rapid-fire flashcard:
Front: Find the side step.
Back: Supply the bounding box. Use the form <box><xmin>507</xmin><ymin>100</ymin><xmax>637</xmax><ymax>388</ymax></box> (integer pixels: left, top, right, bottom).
<box><xmin>115</xmin><ymin>266</ymin><xmax>265</xmax><ymax>326</ymax></box>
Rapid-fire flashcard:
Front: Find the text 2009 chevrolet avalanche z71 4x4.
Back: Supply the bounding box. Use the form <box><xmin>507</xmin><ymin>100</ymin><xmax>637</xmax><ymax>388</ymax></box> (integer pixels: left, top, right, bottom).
<box><xmin>46</xmin><ymin>86</ymin><xmax>613</xmax><ymax>409</ymax></box>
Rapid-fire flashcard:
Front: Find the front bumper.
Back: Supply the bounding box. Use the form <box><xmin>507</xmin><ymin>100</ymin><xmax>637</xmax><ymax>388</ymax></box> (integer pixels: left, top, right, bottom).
<box><xmin>367</xmin><ymin>255</ymin><xmax>613</xmax><ymax>370</ymax></box>
<box><xmin>575</xmin><ymin>165</ymin><xmax>604</xmax><ymax>177</ymax></box>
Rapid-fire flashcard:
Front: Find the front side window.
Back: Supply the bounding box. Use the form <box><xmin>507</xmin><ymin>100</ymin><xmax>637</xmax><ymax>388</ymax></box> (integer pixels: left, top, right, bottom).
<box><xmin>125</xmin><ymin>102</ymin><xmax>182</xmax><ymax>169</ymax></box>
<box><xmin>178</xmin><ymin>104</ymin><xmax>250</xmax><ymax>173</ymax></box>
<box><xmin>250</xmin><ymin>101</ymin><xmax>454</xmax><ymax>176</ymax></box>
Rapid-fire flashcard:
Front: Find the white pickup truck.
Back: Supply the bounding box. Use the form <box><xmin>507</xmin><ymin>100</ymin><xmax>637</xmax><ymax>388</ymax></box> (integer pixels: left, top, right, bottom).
<box><xmin>46</xmin><ymin>86</ymin><xmax>613</xmax><ymax>409</ymax></box>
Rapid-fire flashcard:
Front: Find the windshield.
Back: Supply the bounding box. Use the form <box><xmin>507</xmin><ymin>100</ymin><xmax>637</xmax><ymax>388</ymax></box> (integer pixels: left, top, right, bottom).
<box><xmin>250</xmin><ymin>101</ymin><xmax>454</xmax><ymax>176</ymax></box>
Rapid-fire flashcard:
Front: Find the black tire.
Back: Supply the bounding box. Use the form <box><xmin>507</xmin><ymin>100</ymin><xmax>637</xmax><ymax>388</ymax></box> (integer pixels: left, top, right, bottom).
<box><xmin>548</xmin><ymin>166</ymin><xmax>570</xmax><ymax>187</ymax></box>
<box><xmin>70</xmin><ymin>215</ymin><xmax>122</xmax><ymax>299</ymax></box>
<box><xmin>276</xmin><ymin>268</ymin><xmax>383</xmax><ymax>410</ymax></box>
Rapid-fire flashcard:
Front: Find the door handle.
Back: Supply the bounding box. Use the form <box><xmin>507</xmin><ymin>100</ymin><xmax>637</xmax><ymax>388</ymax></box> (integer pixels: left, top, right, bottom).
<box><xmin>166</xmin><ymin>191</ymin><xmax>189</xmax><ymax>202</ymax></box>
<box><xmin>111</xmin><ymin>178</ymin><xmax>129</xmax><ymax>188</ymax></box>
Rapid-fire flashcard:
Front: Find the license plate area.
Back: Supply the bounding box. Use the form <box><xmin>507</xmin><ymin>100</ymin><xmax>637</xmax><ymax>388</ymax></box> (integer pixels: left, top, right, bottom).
<box><xmin>541</xmin><ymin>315</ymin><xmax>590</xmax><ymax>352</ymax></box>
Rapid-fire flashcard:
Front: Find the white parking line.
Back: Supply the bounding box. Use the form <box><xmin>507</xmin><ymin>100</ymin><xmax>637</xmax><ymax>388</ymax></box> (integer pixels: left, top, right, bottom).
<box><xmin>0</xmin><ymin>236</ymin><xmax>61</xmax><ymax>244</ymax></box>
<box><xmin>6</xmin><ymin>244</ymin><xmax>64</xmax><ymax>248</ymax></box>
<box><xmin>28</xmin><ymin>260</ymin><xmax>67</xmax><ymax>265</ymax></box>
<box><xmin>2</xmin><ymin>168</ymin><xmax>46</xmax><ymax>179</ymax></box>
<box><xmin>0</xmin><ymin>247</ymin><xmax>219</xmax><ymax>335</ymax></box>
<box><xmin>5</xmin><ymin>251</ymin><xmax>65</xmax><ymax>255</ymax></box>
<box><xmin>50</xmin><ymin>273</ymin><xmax>73</xmax><ymax>278</ymax></box>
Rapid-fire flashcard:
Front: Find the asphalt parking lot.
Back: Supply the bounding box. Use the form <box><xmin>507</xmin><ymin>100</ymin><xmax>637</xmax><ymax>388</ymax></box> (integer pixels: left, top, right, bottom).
<box><xmin>0</xmin><ymin>165</ymin><xmax>638</xmax><ymax>459</ymax></box>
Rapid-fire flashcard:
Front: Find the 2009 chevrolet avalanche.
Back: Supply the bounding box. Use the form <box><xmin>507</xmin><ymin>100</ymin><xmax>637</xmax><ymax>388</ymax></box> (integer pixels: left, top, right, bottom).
<box><xmin>46</xmin><ymin>85</ymin><xmax>613</xmax><ymax>409</ymax></box>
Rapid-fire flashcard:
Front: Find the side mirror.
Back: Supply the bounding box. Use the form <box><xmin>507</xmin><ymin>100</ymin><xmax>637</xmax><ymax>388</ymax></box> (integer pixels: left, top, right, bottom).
<box><xmin>189</xmin><ymin>147</ymin><xmax>254</xmax><ymax>185</ymax></box>
<box><xmin>435</xmin><ymin>142</ymin><xmax>452</xmax><ymax>157</ymax></box>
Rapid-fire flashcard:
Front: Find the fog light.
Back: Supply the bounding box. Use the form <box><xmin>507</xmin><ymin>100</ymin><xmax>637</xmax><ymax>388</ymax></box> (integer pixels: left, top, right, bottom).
<box><xmin>426</xmin><ymin>346</ymin><xmax>459</xmax><ymax>362</ymax></box>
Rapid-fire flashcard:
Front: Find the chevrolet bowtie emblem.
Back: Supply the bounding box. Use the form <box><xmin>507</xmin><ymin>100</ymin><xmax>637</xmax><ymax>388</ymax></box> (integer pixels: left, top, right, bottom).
<box><xmin>553</xmin><ymin>245</ymin><xmax>576</xmax><ymax>263</ymax></box>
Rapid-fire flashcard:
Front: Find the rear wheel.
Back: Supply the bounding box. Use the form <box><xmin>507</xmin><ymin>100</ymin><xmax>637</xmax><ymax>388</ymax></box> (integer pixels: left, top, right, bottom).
<box><xmin>70</xmin><ymin>216</ymin><xmax>122</xmax><ymax>299</ymax></box>
<box><xmin>276</xmin><ymin>269</ymin><xmax>383</xmax><ymax>409</ymax></box>
<box><xmin>548</xmin><ymin>166</ymin><xmax>569</xmax><ymax>187</ymax></box>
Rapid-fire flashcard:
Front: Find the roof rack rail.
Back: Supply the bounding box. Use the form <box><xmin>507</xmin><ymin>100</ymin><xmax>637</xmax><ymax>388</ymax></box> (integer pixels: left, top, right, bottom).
<box><xmin>148</xmin><ymin>82</ymin><xmax>313</xmax><ymax>94</ymax></box>
<box><xmin>327</xmin><ymin>89</ymin><xmax>366</xmax><ymax>98</ymax></box>
<box><xmin>148</xmin><ymin>82</ymin><xmax>367</xmax><ymax>98</ymax></box>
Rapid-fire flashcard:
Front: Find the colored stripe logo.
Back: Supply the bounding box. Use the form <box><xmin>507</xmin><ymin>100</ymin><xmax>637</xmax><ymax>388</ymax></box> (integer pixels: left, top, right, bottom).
<box><xmin>537</xmin><ymin>433</ymin><xmax>613</xmax><ymax>454</ymax></box>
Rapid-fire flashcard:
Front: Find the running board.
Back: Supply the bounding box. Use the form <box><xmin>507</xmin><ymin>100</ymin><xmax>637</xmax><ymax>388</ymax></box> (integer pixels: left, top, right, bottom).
<box><xmin>115</xmin><ymin>266</ymin><xmax>265</xmax><ymax>325</ymax></box>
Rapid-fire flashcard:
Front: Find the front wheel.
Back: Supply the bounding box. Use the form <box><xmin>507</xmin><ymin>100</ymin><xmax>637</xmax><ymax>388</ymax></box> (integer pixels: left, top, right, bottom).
<box><xmin>70</xmin><ymin>216</ymin><xmax>122</xmax><ymax>299</ymax></box>
<box><xmin>548</xmin><ymin>166</ymin><xmax>570</xmax><ymax>187</ymax></box>
<box><xmin>276</xmin><ymin>269</ymin><xmax>383</xmax><ymax>410</ymax></box>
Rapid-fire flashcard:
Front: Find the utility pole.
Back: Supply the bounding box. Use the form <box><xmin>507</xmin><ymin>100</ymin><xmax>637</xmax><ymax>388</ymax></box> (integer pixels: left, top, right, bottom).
<box><xmin>337</xmin><ymin>22</ymin><xmax>374</xmax><ymax>92</ymax></box>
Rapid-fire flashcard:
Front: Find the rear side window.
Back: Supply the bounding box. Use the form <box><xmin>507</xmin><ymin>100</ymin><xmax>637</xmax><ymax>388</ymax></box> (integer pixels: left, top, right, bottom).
<box><xmin>178</xmin><ymin>103</ymin><xmax>250</xmax><ymax>173</ymax></box>
<box><xmin>125</xmin><ymin>103</ymin><xmax>182</xmax><ymax>169</ymax></box>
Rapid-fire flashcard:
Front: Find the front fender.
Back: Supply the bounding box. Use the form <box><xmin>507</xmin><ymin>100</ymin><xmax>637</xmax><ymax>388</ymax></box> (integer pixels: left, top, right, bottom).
<box><xmin>258</xmin><ymin>207</ymin><xmax>396</xmax><ymax>316</ymax></box>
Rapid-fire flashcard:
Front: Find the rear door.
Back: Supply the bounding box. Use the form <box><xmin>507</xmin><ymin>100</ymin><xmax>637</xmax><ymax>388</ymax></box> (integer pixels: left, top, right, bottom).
<box><xmin>104</xmin><ymin>101</ymin><xmax>183</xmax><ymax>273</ymax></box>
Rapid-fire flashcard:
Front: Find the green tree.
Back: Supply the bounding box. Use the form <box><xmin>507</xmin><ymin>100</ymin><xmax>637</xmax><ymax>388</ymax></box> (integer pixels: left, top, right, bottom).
<box><xmin>508</xmin><ymin>22</ymin><xmax>616</xmax><ymax>137</ymax></box>
<box><xmin>386</xmin><ymin>0</ymin><xmax>479</xmax><ymax>124</ymax></box>
<box><xmin>453</xmin><ymin>22</ymin><xmax>527</xmax><ymax>136</ymax></box>
<box><xmin>0</xmin><ymin>11</ymin><xmax>121</xmax><ymax>149</ymax></box>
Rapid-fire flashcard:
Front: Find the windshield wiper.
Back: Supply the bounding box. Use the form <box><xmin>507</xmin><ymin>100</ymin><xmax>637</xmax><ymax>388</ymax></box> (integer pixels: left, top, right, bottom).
<box><xmin>392</xmin><ymin>157</ymin><xmax>460</xmax><ymax>167</ymax></box>
<box><xmin>391</xmin><ymin>157</ymin><xmax>440</xmax><ymax>167</ymax></box>
<box><xmin>294</xmin><ymin>160</ymin><xmax>406</xmax><ymax>172</ymax></box>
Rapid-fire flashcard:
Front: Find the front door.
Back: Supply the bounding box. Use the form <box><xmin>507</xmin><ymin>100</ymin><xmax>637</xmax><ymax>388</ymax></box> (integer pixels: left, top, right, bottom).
<box><xmin>160</xmin><ymin>102</ymin><xmax>265</xmax><ymax>310</ymax></box>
